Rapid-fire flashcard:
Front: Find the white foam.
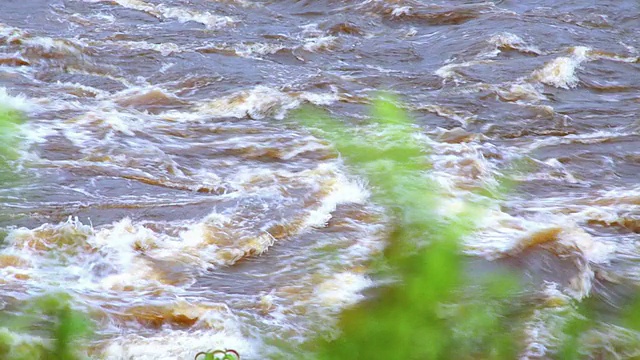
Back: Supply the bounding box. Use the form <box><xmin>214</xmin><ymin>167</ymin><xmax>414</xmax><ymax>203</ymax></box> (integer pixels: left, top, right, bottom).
<box><xmin>197</xmin><ymin>86</ymin><xmax>291</xmax><ymax>119</ymax></box>
<box><xmin>92</xmin><ymin>217</ymin><xmax>156</xmax><ymax>262</ymax></box>
<box><xmin>54</xmin><ymin>81</ymin><xmax>109</xmax><ymax>98</ymax></box>
<box><xmin>488</xmin><ymin>32</ymin><xmax>542</xmax><ymax>55</ymax></box>
<box><xmin>523</xmin><ymin>129</ymin><xmax>631</xmax><ymax>152</ymax></box>
<box><xmin>3</xmin><ymin>217</ymin><xmax>181</xmax><ymax>292</ymax></box>
<box><xmin>466</xmin><ymin>216</ymin><xmax>606</xmax><ymax>300</ymax></box>
<box><xmin>391</xmin><ymin>6</ymin><xmax>412</xmax><ymax>17</ymax></box>
<box><xmin>0</xmin><ymin>87</ymin><xmax>37</xmax><ymax>113</ymax></box>
<box><xmin>111</xmin><ymin>40</ymin><xmax>183</xmax><ymax>56</ymax></box>
<box><xmin>477</xmin><ymin>212</ymin><xmax>613</xmax><ymax>260</ymax></box>
<box><xmin>171</xmin><ymin>165</ymin><xmax>370</xmax><ymax>266</ymax></box>
<box><xmin>22</xmin><ymin>37</ymin><xmax>84</xmax><ymax>56</ymax></box>
<box><xmin>234</xmin><ymin>42</ymin><xmax>286</xmax><ymax>58</ymax></box>
<box><xmin>591</xmin><ymin>51</ymin><xmax>639</xmax><ymax>63</ymax></box>
<box><xmin>176</xmin><ymin>216</ymin><xmax>273</xmax><ymax>267</ymax></box>
<box><xmin>0</xmin><ymin>23</ymin><xmax>87</xmax><ymax>58</ymax></box>
<box><xmin>103</xmin><ymin>329</ymin><xmax>259</xmax><ymax>360</ymax></box>
<box><xmin>314</xmin><ymin>271</ymin><xmax>373</xmax><ymax>310</ymax></box>
<box><xmin>496</xmin><ymin>82</ymin><xmax>546</xmax><ymax>102</ymax></box>
<box><xmin>416</xmin><ymin>104</ymin><xmax>477</xmax><ymax>125</ymax></box>
<box><xmin>303</xmin><ymin>170</ymin><xmax>369</xmax><ymax>228</ymax></box>
<box><xmin>278</xmin><ymin>138</ymin><xmax>326</xmax><ymax>160</ymax></box>
<box><xmin>299</xmin><ymin>90</ymin><xmax>339</xmax><ymax>106</ymax></box>
<box><xmin>521</xmin><ymin>284</ymin><xmax>573</xmax><ymax>359</ymax></box>
<box><xmin>112</xmin><ymin>0</ymin><xmax>235</xmax><ymax>29</ymax></box>
<box><xmin>66</xmin><ymin>112</ymin><xmax>128</xmax><ymax>143</ymax></box>
<box><xmin>531</xmin><ymin>46</ymin><xmax>591</xmax><ymax>89</ymax></box>
<box><xmin>5</xmin><ymin>217</ymin><xmax>94</xmax><ymax>251</ymax></box>
<box><xmin>195</xmin><ymin>86</ymin><xmax>338</xmax><ymax>120</ymax></box>
<box><xmin>110</xmin><ymin>85</ymin><xmax>184</xmax><ymax>105</ymax></box>
<box><xmin>302</xmin><ymin>35</ymin><xmax>338</xmax><ymax>52</ymax></box>
<box><xmin>435</xmin><ymin>60</ymin><xmax>494</xmax><ymax>81</ymax></box>
<box><xmin>110</xmin><ymin>0</ymin><xmax>156</xmax><ymax>13</ymax></box>
<box><xmin>157</xmin><ymin>6</ymin><xmax>235</xmax><ymax>30</ymax></box>
<box><xmin>0</xmin><ymin>23</ymin><xmax>27</xmax><ymax>43</ymax></box>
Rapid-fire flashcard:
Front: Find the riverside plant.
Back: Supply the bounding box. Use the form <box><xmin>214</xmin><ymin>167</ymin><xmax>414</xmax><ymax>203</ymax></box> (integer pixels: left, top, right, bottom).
<box><xmin>291</xmin><ymin>95</ymin><xmax>640</xmax><ymax>359</ymax></box>
<box><xmin>290</xmin><ymin>95</ymin><xmax>520</xmax><ymax>359</ymax></box>
<box><xmin>0</xmin><ymin>105</ymin><xmax>23</xmax><ymax>183</ymax></box>
<box><xmin>0</xmin><ymin>106</ymin><xmax>93</xmax><ymax>360</ymax></box>
<box><xmin>0</xmin><ymin>294</ymin><xmax>93</xmax><ymax>360</ymax></box>
<box><xmin>0</xmin><ymin>104</ymin><xmax>22</xmax><ymax>238</ymax></box>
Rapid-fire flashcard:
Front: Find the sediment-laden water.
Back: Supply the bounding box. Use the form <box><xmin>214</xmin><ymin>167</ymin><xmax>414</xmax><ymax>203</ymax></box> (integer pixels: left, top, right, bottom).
<box><xmin>1</xmin><ymin>0</ymin><xmax>639</xmax><ymax>358</ymax></box>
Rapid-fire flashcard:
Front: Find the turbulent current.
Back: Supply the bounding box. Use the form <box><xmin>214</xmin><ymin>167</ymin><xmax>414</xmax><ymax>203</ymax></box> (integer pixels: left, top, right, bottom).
<box><xmin>0</xmin><ymin>0</ymin><xmax>639</xmax><ymax>358</ymax></box>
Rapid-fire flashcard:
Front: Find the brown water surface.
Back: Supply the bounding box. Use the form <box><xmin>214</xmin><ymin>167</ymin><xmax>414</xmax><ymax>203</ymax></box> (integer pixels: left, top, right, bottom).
<box><xmin>1</xmin><ymin>0</ymin><xmax>640</xmax><ymax>358</ymax></box>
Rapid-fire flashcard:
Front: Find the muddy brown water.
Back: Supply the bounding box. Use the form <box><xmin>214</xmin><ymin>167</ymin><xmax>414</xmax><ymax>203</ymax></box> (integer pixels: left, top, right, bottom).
<box><xmin>1</xmin><ymin>0</ymin><xmax>640</xmax><ymax>358</ymax></box>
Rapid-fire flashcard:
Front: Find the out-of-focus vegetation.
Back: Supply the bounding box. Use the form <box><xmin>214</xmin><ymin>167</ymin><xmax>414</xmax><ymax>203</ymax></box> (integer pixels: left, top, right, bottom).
<box><xmin>0</xmin><ymin>105</ymin><xmax>25</xmax><ymax>229</ymax></box>
<box><xmin>0</xmin><ymin>105</ymin><xmax>23</xmax><ymax>165</ymax></box>
<box><xmin>0</xmin><ymin>105</ymin><xmax>24</xmax><ymax>187</ymax></box>
<box><xmin>292</xmin><ymin>95</ymin><xmax>521</xmax><ymax>359</ymax></box>
<box><xmin>0</xmin><ymin>293</ymin><xmax>92</xmax><ymax>360</ymax></box>
<box><xmin>290</xmin><ymin>95</ymin><xmax>640</xmax><ymax>359</ymax></box>
<box><xmin>0</xmin><ymin>106</ymin><xmax>93</xmax><ymax>360</ymax></box>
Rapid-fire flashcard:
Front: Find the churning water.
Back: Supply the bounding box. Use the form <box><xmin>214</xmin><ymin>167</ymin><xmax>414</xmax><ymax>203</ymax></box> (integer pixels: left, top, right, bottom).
<box><xmin>1</xmin><ymin>0</ymin><xmax>640</xmax><ymax>358</ymax></box>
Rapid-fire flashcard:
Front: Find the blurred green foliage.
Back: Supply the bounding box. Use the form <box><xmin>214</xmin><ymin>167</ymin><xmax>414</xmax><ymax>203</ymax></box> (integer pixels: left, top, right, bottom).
<box><xmin>0</xmin><ymin>293</ymin><xmax>93</xmax><ymax>360</ymax></box>
<box><xmin>294</xmin><ymin>95</ymin><xmax>522</xmax><ymax>359</ymax></box>
<box><xmin>0</xmin><ymin>105</ymin><xmax>93</xmax><ymax>360</ymax></box>
<box><xmin>0</xmin><ymin>105</ymin><xmax>24</xmax><ymax>185</ymax></box>
<box><xmin>292</xmin><ymin>95</ymin><xmax>640</xmax><ymax>359</ymax></box>
<box><xmin>0</xmin><ymin>105</ymin><xmax>24</xmax><ymax>239</ymax></box>
<box><xmin>0</xmin><ymin>105</ymin><xmax>23</xmax><ymax>162</ymax></box>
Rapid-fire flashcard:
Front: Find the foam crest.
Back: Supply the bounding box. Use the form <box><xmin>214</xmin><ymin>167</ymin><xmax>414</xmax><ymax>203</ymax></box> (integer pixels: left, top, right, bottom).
<box><xmin>523</xmin><ymin>129</ymin><xmax>632</xmax><ymax>152</ymax></box>
<box><xmin>177</xmin><ymin>216</ymin><xmax>276</xmax><ymax>267</ymax></box>
<box><xmin>102</xmin><ymin>328</ymin><xmax>258</xmax><ymax>360</ymax></box>
<box><xmin>112</xmin><ymin>86</ymin><xmax>187</xmax><ymax>109</ymax></box>
<box><xmin>158</xmin><ymin>6</ymin><xmax>235</xmax><ymax>30</ymax></box>
<box><xmin>22</xmin><ymin>37</ymin><xmax>84</xmax><ymax>57</ymax></box>
<box><xmin>314</xmin><ymin>271</ymin><xmax>373</xmax><ymax>309</ymax></box>
<box><xmin>0</xmin><ymin>23</ymin><xmax>88</xmax><ymax>61</ymax></box>
<box><xmin>233</xmin><ymin>42</ymin><xmax>286</xmax><ymax>58</ymax></box>
<box><xmin>61</xmin><ymin>108</ymin><xmax>148</xmax><ymax>142</ymax></box>
<box><xmin>112</xmin><ymin>0</ymin><xmax>235</xmax><ymax>29</ymax></box>
<box><xmin>194</xmin><ymin>86</ymin><xmax>338</xmax><ymax>120</ymax></box>
<box><xmin>302</xmin><ymin>36</ymin><xmax>339</xmax><ymax>52</ymax></box>
<box><xmin>174</xmin><ymin>166</ymin><xmax>370</xmax><ymax>266</ymax></box>
<box><xmin>531</xmin><ymin>46</ymin><xmax>590</xmax><ymax>89</ymax></box>
<box><xmin>495</xmin><ymin>83</ymin><xmax>546</xmax><ymax>102</ymax></box>
<box><xmin>5</xmin><ymin>217</ymin><xmax>94</xmax><ymax>253</ymax></box>
<box><xmin>304</xmin><ymin>171</ymin><xmax>369</xmax><ymax>228</ymax></box>
<box><xmin>109</xmin><ymin>40</ymin><xmax>183</xmax><ymax>56</ymax></box>
<box><xmin>590</xmin><ymin>50</ymin><xmax>639</xmax><ymax>63</ymax></box>
<box><xmin>0</xmin><ymin>23</ymin><xmax>27</xmax><ymax>43</ymax></box>
<box><xmin>435</xmin><ymin>60</ymin><xmax>494</xmax><ymax>82</ymax></box>
<box><xmin>0</xmin><ymin>87</ymin><xmax>37</xmax><ymax>113</ymax></box>
<box><xmin>488</xmin><ymin>32</ymin><xmax>542</xmax><ymax>55</ymax></box>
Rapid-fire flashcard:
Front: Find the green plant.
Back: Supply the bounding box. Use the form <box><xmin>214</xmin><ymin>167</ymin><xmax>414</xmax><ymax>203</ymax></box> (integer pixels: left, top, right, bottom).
<box><xmin>0</xmin><ymin>105</ymin><xmax>23</xmax><ymax>162</ymax></box>
<box><xmin>292</xmin><ymin>95</ymin><xmax>522</xmax><ymax>359</ymax></box>
<box><xmin>0</xmin><ymin>293</ymin><xmax>93</xmax><ymax>360</ymax></box>
<box><xmin>0</xmin><ymin>104</ymin><xmax>93</xmax><ymax>360</ymax></box>
<box><xmin>0</xmin><ymin>104</ymin><xmax>24</xmax><ymax>186</ymax></box>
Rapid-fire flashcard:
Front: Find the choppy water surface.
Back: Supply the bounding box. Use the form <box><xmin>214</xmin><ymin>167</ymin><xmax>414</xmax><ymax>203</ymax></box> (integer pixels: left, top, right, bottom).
<box><xmin>1</xmin><ymin>0</ymin><xmax>640</xmax><ymax>358</ymax></box>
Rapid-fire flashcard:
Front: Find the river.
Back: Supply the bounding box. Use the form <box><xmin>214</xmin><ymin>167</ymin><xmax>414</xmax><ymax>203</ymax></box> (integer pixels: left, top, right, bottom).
<box><xmin>0</xmin><ymin>0</ymin><xmax>639</xmax><ymax>358</ymax></box>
